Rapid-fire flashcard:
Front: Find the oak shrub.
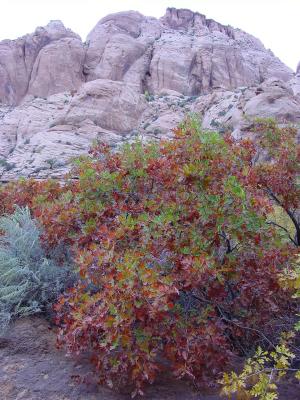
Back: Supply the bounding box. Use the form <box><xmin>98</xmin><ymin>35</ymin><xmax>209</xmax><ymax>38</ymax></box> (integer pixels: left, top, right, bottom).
<box><xmin>0</xmin><ymin>117</ymin><xmax>299</xmax><ymax>396</ymax></box>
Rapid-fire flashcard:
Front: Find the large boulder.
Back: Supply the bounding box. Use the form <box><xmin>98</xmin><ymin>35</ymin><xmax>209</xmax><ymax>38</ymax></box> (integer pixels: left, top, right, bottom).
<box><xmin>60</xmin><ymin>79</ymin><xmax>147</xmax><ymax>133</ymax></box>
<box><xmin>243</xmin><ymin>78</ymin><xmax>300</xmax><ymax>121</ymax></box>
<box><xmin>26</xmin><ymin>36</ymin><xmax>85</xmax><ymax>100</ymax></box>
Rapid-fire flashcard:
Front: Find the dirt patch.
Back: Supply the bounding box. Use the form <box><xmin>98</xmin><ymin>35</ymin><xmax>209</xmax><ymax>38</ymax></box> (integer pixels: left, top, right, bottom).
<box><xmin>0</xmin><ymin>317</ymin><xmax>299</xmax><ymax>400</ymax></box>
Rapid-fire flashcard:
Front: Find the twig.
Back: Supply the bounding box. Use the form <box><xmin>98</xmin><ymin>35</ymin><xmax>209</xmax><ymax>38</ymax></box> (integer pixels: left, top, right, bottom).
<box><xmin>219</xmin><ymin>311</ymin><xmax>276</xmax><ymax>349</ymax></box>
<box><xmin>266</xmin><ymin>188</ymin><xmax>300</xmax><ymax>246</ymax></box>
<box><xmin>266</xmin><ymin>221</ymin><xmax>298</xmax><ymax>246</ymax></box>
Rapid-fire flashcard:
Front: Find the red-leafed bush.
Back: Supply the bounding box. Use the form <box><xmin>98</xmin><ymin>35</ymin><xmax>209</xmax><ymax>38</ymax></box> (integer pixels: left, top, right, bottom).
<box><xmin>0</xmin><ymin>118</ymin><xmax>299</xmax><ymax>396</ymax></box>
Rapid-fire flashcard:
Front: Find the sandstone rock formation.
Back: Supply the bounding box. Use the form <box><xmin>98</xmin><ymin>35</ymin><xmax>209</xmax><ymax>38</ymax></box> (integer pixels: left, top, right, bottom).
<box><xmin>0</xmin><ymin>21</ymin><xmax>85</xmax><ymax>106</ymax></box>
<box><xmin>194</xmin><ymin>78</ymin><xmax>300</xmax><ymax>138</ymax></box>
<box><xmin>0</xmin><ymin>8</ymin><xmax>298</xmax><ymax>180</ymax></box>
<box><xmin>0</xmin><ymin>8</ymin><xmax>294</xmax><ymax>106</ymax></box>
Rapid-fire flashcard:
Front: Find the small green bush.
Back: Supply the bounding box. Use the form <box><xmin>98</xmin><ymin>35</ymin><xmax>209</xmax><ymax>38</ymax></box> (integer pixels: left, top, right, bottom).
<box><xmin>0</xmin><ymin>206</ymin><xmax>74</xmax><ymax>333</ymax></box>
<box><xmin>45</xmin><ymin>158</ymin><xmax>58</xmax><ymax>169</ymax></box>
<box><xmin>144</xmin><ymin>90</ymin><xmax>154</xmax><ymax>102</ymax></box>
<box><xmin>217</xmin><ymin>110</ymin><xmax>227</xmax><ymax>117</ymax></box>
<box><xmin>0</xmin><ymin>158</ymin><xmax>15</xmax><ymax>171</ymax></box>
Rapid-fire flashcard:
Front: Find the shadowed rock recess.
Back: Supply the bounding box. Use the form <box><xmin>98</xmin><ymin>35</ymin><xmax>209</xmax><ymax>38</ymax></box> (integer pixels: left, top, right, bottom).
<box><xmin>0</xmin><ymin>7</ymin><xmax>299</xmax><ymax>180</ymax></box>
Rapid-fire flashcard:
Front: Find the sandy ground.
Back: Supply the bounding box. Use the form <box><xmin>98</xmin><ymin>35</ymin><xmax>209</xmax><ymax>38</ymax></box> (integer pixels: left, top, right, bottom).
<box><xmin>0</xmin><ymin>317</ymin><xmax>299</xmax><ymax>400</ymax></box>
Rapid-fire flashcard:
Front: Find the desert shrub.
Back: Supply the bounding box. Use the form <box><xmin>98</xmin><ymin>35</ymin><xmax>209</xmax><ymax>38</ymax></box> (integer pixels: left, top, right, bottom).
<box><xmin>44</xmin><ymin>118</ymin><xmax>297</xmax><ymax>396</ymax></box>
<box><xmin>0</xmin><ymin>158</ymin><xmax>15</xmax><ymax>171</ymax></box>
<box><xmin>144</xmin><ymin>90</ymin><xmax>154</xmax><ymax>102</ymax></box>
<box><xmin>221</xmin><ymin>333</ymin><xmax>299</xmax><ymax>400</ymax></box>
<box><xmin>217</xmin><ymin>110</ymin><xmax>227</xmax><ymax>117</ymax></box>
<box><xmin>220</xmin><ymin>118</ymin><xmax>300</xmax><ymax>399</ymax></box>
<box><xmin>210</xmin><ymin>118</ymin><xmax>220</xmax><ymax>127</ymax></box>
<box><xmin>0</xmin><ymin>118</ymin><xmax>298</xmax><ymax>396</ymax></box>
<box><xmin>45</xmin><ymin>158</ymin><xmax>58</xmax><ymax>169</ymax></box>
<box><xmin>0</xmin><ymin>178</ymin><xmax>64</xmax><ymax>216</ymax></box>
<box><xmin>0</xmin><ymin>206</ymin><xmax>74</xmax><ymax>333</ymax></box>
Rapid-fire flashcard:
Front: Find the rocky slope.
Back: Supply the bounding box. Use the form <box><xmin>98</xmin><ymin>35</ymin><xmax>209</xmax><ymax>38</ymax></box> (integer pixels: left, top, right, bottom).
<box><xmin>0</xmin><ymin>8</ymin><xmax>299</xmax><ymax>179</ymax></box>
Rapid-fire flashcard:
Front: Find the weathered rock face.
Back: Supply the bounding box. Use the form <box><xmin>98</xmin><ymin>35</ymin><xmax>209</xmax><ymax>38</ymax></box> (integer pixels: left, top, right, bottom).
<box><xmin>290</xmin><ymin>61</ymin><xmax>300</xmax><ymax>96</ymax></box>
<box><xmin>26</xmin><ymin>36</ymin><xmax>85</xmax><ymax>100</ymax></box>
<box><xmin>84</xmin><ymin>11</ymin><xmax>161</xmax><ymax>92</ymax></box>
<box><xmin>0</xmin><ymin>8</ymin><xmax>298</xmax><ymax>180</ymax></box>
<box><xmin>0</xmin><ymin>80</ymin><xmax>148</xmax><ymax>179</ymax></box>
<box><xmin>0</xmin><ymin>8</ymin><xmax>294</xmax><ymax>106</ymax></box>
<box><xmin>1</xmin><ymin>76</ymin><xmax>299</xmax><ymax>180</ymax></box>
<box><xmin>193</xmin><ymin>78</ymin><xmax>300</xmax><ymax>138</ymax></box>
<box><xmin>0</xmin><ymin>21</ymin><xmax>84</xmax><ymax>106</ymax></box>
<box><xmin>84</xmin><ymin>8</ymin><xmax>293</xmax><ymax>97</ymax></box>
<box><xmin>61</xmin><ymin>79</ymin><xmax>147</xmax><ymax>132</ymax></box>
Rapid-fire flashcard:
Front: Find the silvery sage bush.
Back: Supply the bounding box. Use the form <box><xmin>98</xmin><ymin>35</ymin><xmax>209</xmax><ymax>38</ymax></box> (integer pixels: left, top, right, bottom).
<box><xmin>0</xmin><ymin>206</ymin><xmax>74</xmax><ymax>333</ymax></box>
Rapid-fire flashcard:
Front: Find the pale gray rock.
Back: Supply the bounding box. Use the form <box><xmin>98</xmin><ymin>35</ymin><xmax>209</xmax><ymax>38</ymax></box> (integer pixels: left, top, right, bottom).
<box><xmin>1</xmin><ymin>77</ymin><xmax>300</xmax><ymax>180</ymax></box>
<box><xmin>0</xmin><ymin>8</ymin><xmax>298</xmax><ymax>180</ymax></box>
<box><xmin>0</xmin><ymin>80</ymin><xmax>149</xmax><ymax>179</ymax></box>
<box><xmin>193</xmin><ymin>78</ymin><xmax>300</xmax><ymax>139</ymax></box>
<box><xmin>291</xmin><ymin>77</ymin><xmax>300</xmax><ymax>96</ymax></box>
<box><xmin>290</xmin><ymin>62</ymin><xmax>300</xmax><ymax>96</ymax></box>
<box><xmin>84</xmin><ymin>11</ymin><xmax>162</xmax><ymax>92</ymax></box>
<box><xmin>0</xmin><ymin>93</ymin><xmax>74</xmax><ymax>178</ymax></box>
<box><xmin>244</xmin><ymin>78</ymin><xmax>300</xmax><ymax>122</ymax></box>
<box><xmin>146</xmin><ymin>9</ymin><xmax>293</xmax><ymax>95</ymax></box>
<box><xmin>0</xmin><ymin>9</ymin><xmax>293</xmax><ymax>106</ymax></box>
